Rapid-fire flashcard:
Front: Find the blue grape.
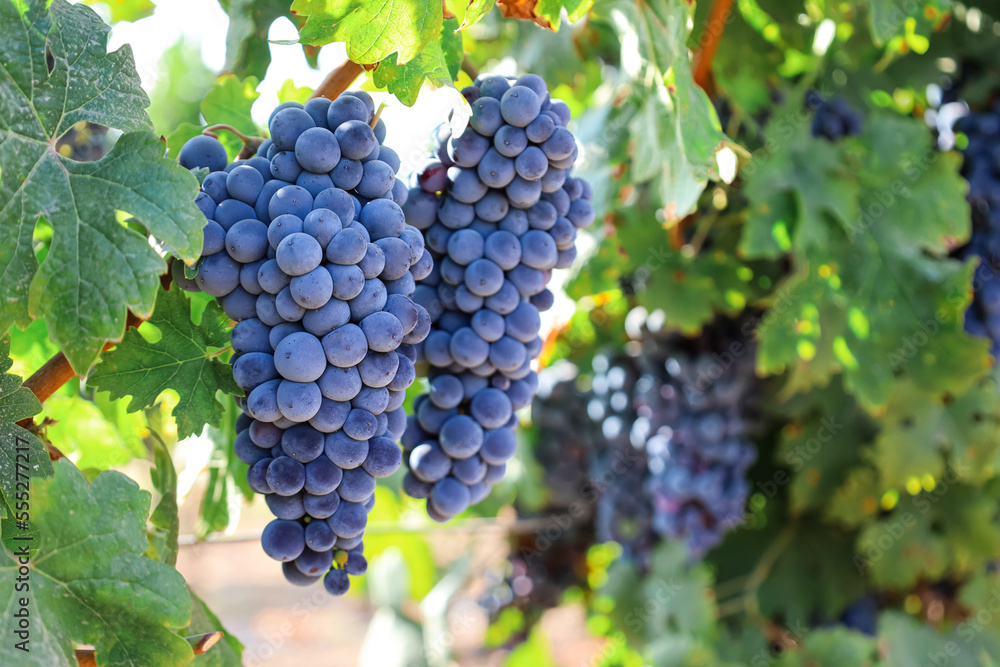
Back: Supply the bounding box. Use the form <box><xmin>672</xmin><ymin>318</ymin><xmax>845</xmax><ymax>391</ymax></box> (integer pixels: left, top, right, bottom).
<box><xmin>269</xmin><ymin>185</ymin><xmax>313</xmax><ymax>220</ymax></box>
<box><xmin>542</xmin><ymin>127</ymin><xmax>576</xmax><ymax>161</ymax></box>
<box><xmin>250</xmin><ymin>419</ymin><xmax>283</xmax><ymax>448</ymax></box>
<box><xmin>248</xmin><ymin>458</ymin><xmax>273</xmax><ymax>493</ymax></box>
<box><xmin>179</xmin><ymin>135</ymin><xmax>227</xmax><ymax>172</ymax></box>
<box><xmin>309</xmin><ymin>397</ymin><xmax>352</xmax><ymax>433</ymax></box>
<box><xmin>464</xmin><ymin>259</ymin><xmax>505</xmax><ymax>297</ymax></box>
<box><xmin>294</xmin><ymin>126</ymin><xmax>341</xmax><ymax>173</ymax></box>
<box><xmin>303</xmin><ymin>97</ymin><xmax>332</xmax><ymax>129</ymax></box>
<box><xmin>344</xmin><ymin>552</ymin><xmax>368</xmax><ymax>576</ymax></box>
<box><xmin>255</xmin><ymin>179</ymin><xmax>287</xmax><ymax>223</ymax></box>
<box><xmin>506</xmin><ymin>176</ymin><xmax>542</xmax><ymax>208</ymax></box>
<box><xmin>452</xmin><ymin>456</ymin><xmax>487</xmax><ymax>485</ymax></box>
<box><xmin>540</xmin><ymin>166</ymin><xmax>567</xmax><ymax>192</ymax></box>
<box><xmin>388</xmin><ymin>353</ymin><xmax>416</xmax><ymax>391</ymax></box>
<box><xmin>519</xmin><ymin>229</ymin><xmax>558</xmax><ymax>269</ymax></box>
<box><xmin>470</xmin><ymin>387</ymin><xmax>513</xmax><ymax>428</ymax></box>
<box><xmin>227</xmin><ymin>165</ymin><xmax>264</xmax><ymax>204</ymax></box>
<box><xmin>358</xmin><ymin>351</ymin><xmax>400</xmax><ymax>388</ymax></box>
<box><xmin>374</xmin><ymin>237</ymin><xmax>411</xmax><ymax>281</ymax></box>
<box><xmin>480</xmin><ymin>427</ymin><xmax>516</xmax><ymax>464</ymax></box>
<box><xmin>296</xmin><ymin>170</ymin><xmax>335</xmax><ymax>197</ymax></box>
<box><xmin>290</xmin><ymin>266</ymin><xmax>334</xmax><ymax>309</ymax></box>
<box><xmin>270</xmin><ymin>107</ymin><xmax>316</xmax><ymax>151</ymax></box>
<box><xmin>265</xmin><ymin>492</ymin><xmax>306</xmax><ymax>520</ymax></box>
<box><xmin>338</xmin><ymin>468</ymin><xmax>376</xmax><ymax>502</ymax></box>
<box><xmin>225</xmin><ymin>219</ymin><xmax>269</xmax><ymax>263</ymax></box>
<box><xmin>261</xmin><ymin>519</ymin><xmax>306</xmax><ymax>561</ymax></box>
<box><xmin>202</xmin><ymin>171</ymin><xmax>230</xmax><ymax>203</ymax></box>
<box><xmin>267</xmin><ymin>213</ymin><xmax>303</xmax><ymax>249</ymax></box>
<box><xmin>430</xmin><ymin>477</ymin><xmax>471</xmax><ymax>517</ymax></box>
<box><xmin>474</xmin><ymin>191</ymin><xmax>510</xmax><ymax>222</ymax></box>
<box><xmin>343</xmin><ymin>408</ymin><xmax>378</xmax><ymax>440</ymax></box>
<box><xmin>235</xmin><ymin>430</ymin><xmax>269</xmax><ymax>465</ymax></box>
<box><xmin>257</xmin><ymin>259</ymin><xmax>291</xmax><ymax>295</ymax></box>
<box><xmin>323</xmin><ymin>568</ymin><xmax>350</xmax><ymax>595</ymax></box>
<box><xmin>276</xmin><ymin>232</ymin><xmax>323</xmax><ymax>277</ymax></box>
<box><xmin>438</xmin><ymin>196</ymin><xmax>475</xmax><ymax>229</ymax></box>
<box><xmin>357</xmin><ymin>243</ymin><xmax>387</xmax><ymax>279</ymax></box>
<box><xmin>197</xmin><ymin>251</ymin><xmax>240</xmax><ymax>297</ymax></box>
<box><xmin>470</xmin><ymin>97</ymin><xmax>503</xmax><ymax>137</ymax></box>
<box><xmin>450</xmin><ymin>169</ymin><xmax>488</xmax><ymax>203</ymax></box>
<box><xmin>295</xmin><ymin>547</ymin><xmax>334</xmax><ymax>576</ymax></box>
<box><xmin>314</xmin><ymin>187</ymin><xmax>356</xmax><ymax>225</ymax></box>
<box><xmin>335</xmin><ymin>120</ymin><xmax>376</xmax><ymax>160</ymax></box>
<box><xmin>439</xmin><ymin>414</ymin><xmax>484</xmax><ymax>458</ymax></box>
<box><xmin>304</xmin><ymin>457</ymin><xmax>343</xmax><ymax>496</ymax></box>
<box><xmin>478</xmin><ymin>148</ymin><xmax>516</xmax><ymax>188</ymax></box>
<box><xmin>302</xmin><ymin>298</ymin><xmax>351</xmax><ymax>337</ymax></box>
<box><xmin>305</xmin><ymin>519</ymin><xmax>338</xmax><ymax>553</ymax></box>
<box><xmin>470</xmin><ymin>309</ymin><xmax>506</xmax><ymax>342</ymax></box>
<box><xmin>240</xmin><ymin>259</ymin><xmax>266</xmax><ymax>295</ymax></box>
<box><xmin>351</xmin><ymin>386</ymin><xmax>389</xmax><ymax>415</ymax></box>
<box><xmin>507</xmin><ymin>264</ymin><xmax>545</xmax><ymax>296</ymax></box>
<box><xmin>266</xmin><ymin>457</ymin><xmax>307</xmax><ymax>496</ymax></box>
<box><xmin>325</xmin><ymin>227</ymin><xmax>368</xmax><ymax>265</ymax></box>
<box><xmin>222</xmin><ymin>286</ymin><xmax>259</xmax><ymax>321</ymax></box>
<box><xmin>276</xmin><ymin>380</ymin><xmax>323</xmax><ymax>422</ymax></box>
<box><xmin>525</xmin><ymin>113</ymin><xmax>555</xmax><ymax>143</ymax></box>
<box><xmin>196</xmin><ymin>191</ymin><xmax>216</xmax><ymax>219</ymax></box>
<box><xmin>483</xmin><ymin>230</ymin><xmax>521</xmax><ymax>270</ymax></box>
<box><xmin>500</xmin><ymin>86</ymin><xmax>541</xmax><ymax>127</ymax></box>
<box><xmin>327</xmin><ymin>264</ymin><xmax>365</xmax><ymax>300</ymax></box>
<box><xmin>303</xmin><ymin>209</ymin><xmax>342</xmax><ymax>249</ymax></box>
<box><xmin>325</xmin><ymin>430</ymin><xmax>369</xmax><ymax>471</ymax></box>
<box><xmin>479</xmin><ymin>74</ymin><xmax>511</xmax><ymax>100</ymax></box>
<box><xmin>494</xmin><ymin>125</ymin><xmax>528</xmax><ymax>157</ymax></box>
<box><xmin>356</xmin><ymin>160</ymin><xmax>395</xmax><ymax>198</ymax></box>
<box><xmin>447</xmin><ymin>229</ymin><xmax>484</xmax><ymax>265</ymax></box>
<box><xmin>430</xmin><ymin>375</ymin><xmax>464</xmax><ymax>409</ymax></box>
<box><xmin>318</xmin><ymin>365</ymin><xmax>362</xmax><ymax>402</ymax></box>
<box><xmin>348</xmin><ymin>278</ymin><xmax>387</xmax><ymax>321</ymax></box>
<box><xmin>322</xmin><ymin>323</ymin><xmax>368</xmax><ymax>367</ymax></box>
<box><xmin>233</xmin><ymin>352</ymin><xmax>278</xmax><ymax>391</ymax></box>
<box><xmin>329</xmin><ymin>500</ymin><xmax>367</xmax><ymax>538</ymax></box>
<box><xmin>303</xmin><ymin>492</ymin><xmax>341</xmax><ymax>519</ymax></box>
<box><xmin>360</xmin><ymin>198</ymin><xmax>406</xmax><ymax>241</ymax></box>
<box><xmin>281</xmin><ymin>424</ymin><xmax>326</xmax><ymax>463</ymax></box>
<box><xmin>275</xmin><ymin>286</ymin><xmax>306</xmax><ymax>322</ymax></box>
<box><xmin>327</xmin><ymin>95</ymin><xmax>370</xmax><ymax>129</ymax></box>
<box><xmin>410</xmin><ymin>442</ymin><xmax>452</xmax><ymax>483</ymax></box>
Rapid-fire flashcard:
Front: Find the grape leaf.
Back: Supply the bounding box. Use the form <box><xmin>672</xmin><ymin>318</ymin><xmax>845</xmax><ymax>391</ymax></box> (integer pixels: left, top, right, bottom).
<box><xmin>534</xmin><ymin>0</ymin><xmax>592</xmax><ymax>32</ymax></box>
<box><xmin>0</xmin><ymin>334</ymin><xmax>51</xmax><ymax>531</ymax></box>
<box><xmin>372</xmin><ymin>18</ymin><xmax>463</xmax><ymax>106</ymax></box>
<box><xmin>184</xmin><ymin>588</ymin><xmax>243</xmax><ymax>666</ymax></box>
<box><xmin>774</xmin><ymin>628</ymin><xmax>878</xmax><ymax>666</ymax></box>
<box><xmin>201</xmin><ymin>73</ymin><xmax>260</xmax><ymax>139</ymax></box>
<box><xmin>880</xmin><ymin>611</ymin><xmax>992</xmax><ymax>667</ymax></box>
<box><xmin>146</xmin><ymin>433</ymin><xmax>179</xmax><ymax>567</ymax></box>
<box><xmin>293</xmin><ymin>0</ymin><xmax>443</xmax><ymax>65</ymax></box>
<box><xmin>865</xmin><ymin>0</ymin><xmax>950</xmax><ymax>47</ymax></box>
<box><xmin>460</xmin><ymin>0</ymin><xmax>494</xmax><ymax>30</ymax></box>
<box><xmin>742</xmin><ymin>113</ymin><xmax>984</xmax><ymax>408</ymax></box>
<box><xmin>756</xmin><ymin>523</ymin><xmax>866</xmax><ymax>621</ymax></box>
<box><xmin>89</xmin><ymin>286</ymin><xmax>239</xmax><ymax>440</ymax></box>
<box><xmin>0</xmin><ymin>460</ymin><xmax>193</xmax><ymax>667</ymax></box>
<box><xmin>83</xmin><ymin>0</ymin><xmax>155</xmax><ymax>23</ymax></box>
<box><xmin>218</xmin><ymin>0</ymin><xmax>294</xmax><ymax>79</ymax></box>
<box><xmin>0</xmin><ymin>0</ymin><xmax>205</xmax><ymax>374</ymax></box>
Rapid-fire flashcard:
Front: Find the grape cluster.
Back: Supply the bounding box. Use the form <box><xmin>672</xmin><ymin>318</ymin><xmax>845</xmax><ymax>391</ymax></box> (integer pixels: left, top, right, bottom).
<box><xmin>174</xmin><ymin>90</ymin><xmax>431</xmax><ymax>595</ymax></box>
<box><xmin>397</xmin><ymin>73</ymin><xmax>596</xmax><ymax>521</ymax></box>
<box><xmin>955</xmin><ymin>111</ymin><xmax>1000</xmax><ymax>353</ymax></box>
<box><xmin>808</xmin><ymin>92</ymin><xmax>864</xmax><ymax>141</ymax></box>
<box><xmin>587</xmin><ymin>319</ymin><xmax>758</xmax><ymax>558</ymax></box>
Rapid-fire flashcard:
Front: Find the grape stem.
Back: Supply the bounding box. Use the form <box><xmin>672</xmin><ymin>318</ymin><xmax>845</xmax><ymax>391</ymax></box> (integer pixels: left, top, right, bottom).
<box><xmin>310</xmin><ymin>59</ymin><xmax>365</xmax><ymax>101</ymax></box>
<box><xmin>202</xmin><ymin>124</ymin><xmax>265</xmax><ymax>159</ymax></box>
<box><xmin>18</xmin><ymin>273</ymin><xmax>173</xmax><ymax>431</ymax></box>
<box><xmin>461</xmin><ymin>55</ymin><xmax>479</xmax><ymax>81</ymax></box>
<box><xmin>692</xmin><ymin>0</ymin><xmax>735</xmax><ymax>95</ymax></box>
<box><xmin>369</xmin><ymin>103</ymin><xmax>387</xmax><ymax>130</ymax></box>
<box><xmin>741</xmin><ymin>524</ymin><xmax>796</xmax><ymax>624</ymax></box>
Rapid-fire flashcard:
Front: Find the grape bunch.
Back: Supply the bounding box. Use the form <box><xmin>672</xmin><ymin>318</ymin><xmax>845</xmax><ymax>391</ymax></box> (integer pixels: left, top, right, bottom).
<box><xmin>173</xmin><ymin>90</ymin><xmax>431</xmax><ymax>595</ymax></box>
<box><xmin>808</xmin><ymin>92</ymin><xmax>864</xmax><ymax>141</ymax></box>
<box><xmin>954</xmin><ymin>110</ymin><xmax>1000</xmax><ymax>354</ymax></box>
<box><xmin>397</xmin><ymin>73</ymin><xmax>596</xmax><ymax>521</ymax></box>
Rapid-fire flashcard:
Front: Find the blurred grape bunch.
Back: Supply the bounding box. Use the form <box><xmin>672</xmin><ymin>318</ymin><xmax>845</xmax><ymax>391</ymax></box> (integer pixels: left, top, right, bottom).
<box><xmin>55</xmin><ymin>121</ymin><xmax>111</xmax><ymax>161</ymax></box>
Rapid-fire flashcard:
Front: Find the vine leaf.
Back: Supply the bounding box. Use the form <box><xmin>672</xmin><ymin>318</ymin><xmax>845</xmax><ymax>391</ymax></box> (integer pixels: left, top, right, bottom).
<box><xmin>184</xmin><ymin>588</ymin><xmax>244</xmax><ymax>666</ymax></box>
<box><xmin>459</xmin><ymin>0</ymin><xmax>494</xmax><ymax>30</ymax></box>
<box><xmin>293</xmin><ymin>0</ymin><xmax>443</xmax><ymax>65</ymax></box>
<box><xmin>89</xmin><ymin>286</ymin><xmax>239</xmax><ymax>440</ymax></box>
<box><xmin>742</xmin><ymin>113</ymin><xmax>984</xmax><ymax>408</ymax></box>
<box><xmin>218</xmin><ymin>0</ymin><xmax>294</xmax><ymax>80</ymax></box>
<box><xmin>0</xmin><ymin>0</ymin><xmax>205</xmax><ymax>375</ymax></box>
<box><xmin>146</xmin><ymin>434</ymin><xmax>179</xmax><ymax>567</ymax></box>
<box><xmin>0</xmin><ymin>460</ymin><xmax>193</xmax><ymax>667</ymax></box>
<box><xmin>372</xmin><ymin>19</ymin><xmax>463</xmax><ymax>106</ymax></box>
<box><xmin>82</xmin><ymin>0</ymin><xmax>155</xmax><ymax>23</ymax></box>
<box><xmin>0</xmin><ymin>334</ymin><xmax>51</xmax><ymax>530</ymax></box>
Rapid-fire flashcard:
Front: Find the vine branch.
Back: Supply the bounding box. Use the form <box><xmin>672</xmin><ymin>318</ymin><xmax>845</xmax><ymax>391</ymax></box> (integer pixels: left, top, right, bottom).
<box><xmin>692</xmin><ymin>0</ymin><xmax>735</xmax><ymax>95</ymax></box>
<box><xmin>310</xmin><ymin>59</ymin><xmax>365</xmax><ymax>101</ymax></box>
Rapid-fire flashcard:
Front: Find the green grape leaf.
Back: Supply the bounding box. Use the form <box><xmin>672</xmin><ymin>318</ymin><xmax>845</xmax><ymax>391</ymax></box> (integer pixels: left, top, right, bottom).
<box><xmin>0</xmin><ymin>334</ymin><xmax>51</xmax><ymax>535</ymax></box>
<box><xmin>775</xmin><ymin>628</ymin><xmax>878</xmax><ymax>666</ymax></box>
<box><xmin>294</xmin><ymin>0</ymin><xmax>443</xmax><ymax>65</ymax></box>
<box><xmin>218</xmin><ymin>0</ymin><xmax>294</xmax><ymax>79</ymax></box>
<box><xmin>868</xmin><ymin>380</ymin><xmax>1000</xmax><ymax>492</ymax></box>
<box><xmin>460</xmin><ymin>0</ymin><xmax>494</xmax><ymax>29</ymax></box>
<box><xmin>756</xmin><ymin>524</ymin><xmax>866</xmax><ymax>621</ymax></box>
<box><xmin>277</xmin><ymin>78</ymin><xmax>313</xmax><ymax>104</ymax></box>
<box><xmin>372</xmin><ymin>18</ymin><xmax>463</xmax><ymax>106</ymax></box>
<box><xmin>201</xmin><ymin>73</ymin><xmax>260</xmax><ymax>139</ymax></box>
<box><xmin>826</xmin><ymin>467</ymin><xmax>881</xmax><ymax>527</ymax></box>
<box><xmin>89</xmin><ymin>286</ymin><xmax>239</xmax><ymax>440</ymax></box>
<box><xmin>0</xmin><ymin>2</ymin><xmax>204</xmax><ymax>374</ymax></box>
<box><xmin>601</xmin><ymin>0</ymin><xmax>688</xmax><ymax>75</ymax></box>
<box><xmin>0</xmin><ymin>460</ymin><xmax>193</xmax><ymax>667</ymax></box>
<box><xmin>865</xmin><ymin>0</ymin><xmax>950</xmax><ymax>47</ymax></box>
<box><xmin>534</xmin><ymin>0</ymin><xmax>592</xmax><ymax>30</ymax></box>
<box><xmin>83</xmin><ymin>0</ymin><xmax>155</xmax><ymax>23</ymax></box>
<box><xmin>184</xmin><ymin>588</ymin><xmax>244</xmax><ymax>666</ymax></box>
<box><xmin>743</xmin><ymin>113</ymin><xmax>983</xmax><ymax>408</ymax></box>
<box><xmin>880</xmin><ymin>610</ymin><xmax>990</xmax><ymax>667</ymax></box>
<box><xmin>146</xmin><ymin>434</ymin><xmax>179</xmax><ymax>567</ymax></box>
<box><xmin>777</xmin><ymin>381</ymin><xmax>877</xmax><ymax>515</ymax></box>
<box><xmin>855</xmin><ymin>484</ymin><xmax>1000</xmax><ymax>590</ymax></box>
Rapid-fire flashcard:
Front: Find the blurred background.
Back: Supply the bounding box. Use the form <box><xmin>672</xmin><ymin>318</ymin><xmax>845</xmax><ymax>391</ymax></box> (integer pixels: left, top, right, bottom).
<box><xmin>21</xmin><ymin>0</ymin><xmax>1000</xmax><ymax>665</ymax></box>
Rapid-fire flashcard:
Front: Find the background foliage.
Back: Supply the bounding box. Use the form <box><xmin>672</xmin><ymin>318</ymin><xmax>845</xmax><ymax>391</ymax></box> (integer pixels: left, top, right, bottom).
<box><xmin>2</xmin><ymin>0</ymin><xmax>1000</xmax><ymax>664</ymax></box>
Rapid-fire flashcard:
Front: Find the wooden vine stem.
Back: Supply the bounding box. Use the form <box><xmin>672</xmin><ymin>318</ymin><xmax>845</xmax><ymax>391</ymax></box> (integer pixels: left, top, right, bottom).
<box><xmin>201</xmin><ymin>124</ymin><xmax>265</xmax><ymax>160</ymax></box>
<box><xmin>692</xmin><ymin>0</ymin><xmax>735</xmax><ymax>95</ymax></box>
<box><xmin>310</xmin><ymin>59</ymin><xmax>365</xmax><ymax>101</ymax></box>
